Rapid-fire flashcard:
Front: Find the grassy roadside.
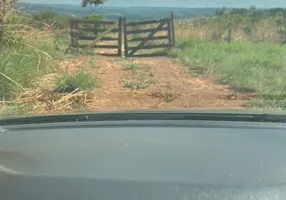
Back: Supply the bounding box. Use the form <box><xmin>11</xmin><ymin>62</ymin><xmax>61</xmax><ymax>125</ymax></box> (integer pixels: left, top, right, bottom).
<box><xmin>170</xmin><ymin>37</ymin><xmax>286</xmax><ymax>110</ymax></box>
<box><xmin>0</xmin><ymin>38</ymin><xmax>62</xmax><ymax>99</ymax></box>
<box><xmin>0</xmin><ymin>15</ymin><xmax>101</xmax><ymax>117</ymax></box>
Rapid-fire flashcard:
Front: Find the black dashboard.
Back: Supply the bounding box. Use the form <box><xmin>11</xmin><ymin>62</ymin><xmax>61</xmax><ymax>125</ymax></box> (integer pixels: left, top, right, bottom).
<box><xmin>1</xmin><ymin>113</ymin><xmax>286</xmax><ymax>200</ymax></box>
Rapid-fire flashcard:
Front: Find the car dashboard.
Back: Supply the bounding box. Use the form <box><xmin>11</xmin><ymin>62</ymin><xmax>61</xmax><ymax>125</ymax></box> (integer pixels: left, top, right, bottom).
<box><xmin>1</xmin><ymin>116</ymin><xmax>286</xmax><ymax>200</ymax></box>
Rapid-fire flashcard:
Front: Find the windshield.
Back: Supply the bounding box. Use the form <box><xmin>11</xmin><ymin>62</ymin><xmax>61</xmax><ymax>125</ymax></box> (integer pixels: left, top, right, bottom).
<box><xmin>0</xmin><ymin>0</ymin><xmax>286</xmax><ymax>116</ymax></box>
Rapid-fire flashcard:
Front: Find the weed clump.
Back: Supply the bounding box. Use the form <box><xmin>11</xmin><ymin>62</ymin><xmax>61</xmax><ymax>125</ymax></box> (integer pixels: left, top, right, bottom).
<box><xmin>54</xmin><ymin>72</ymin><xmax>100</xmax><ymax>93</ymax></box>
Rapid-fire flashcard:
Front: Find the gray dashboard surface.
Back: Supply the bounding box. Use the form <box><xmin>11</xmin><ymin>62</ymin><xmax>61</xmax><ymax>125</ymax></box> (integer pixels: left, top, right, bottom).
<box><xmin>1</xmin><ymin>121</ymin><xmax>286</xmax><ymax>200</ymax></box>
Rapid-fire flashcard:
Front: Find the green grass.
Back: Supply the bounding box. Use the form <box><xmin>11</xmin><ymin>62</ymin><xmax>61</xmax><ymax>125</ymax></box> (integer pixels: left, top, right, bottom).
<box><xmin>123</xmin><ymin>63</ymin><xmax>142</xmax><ymax>71</ymax></box>
<box><xmin>54</xmin><ymin>72</ymin><xmax>100</xmax><ymax>93</ymax></box>
<box><xmin>170</xmin><ymin>37</ymin><xmax>286</xmax><ymax>109</ymax></box>
<box><xmin>123</xmin><ymin>81</ymin><xmax>150</xmax><ymax>90</ymax></box>
<box><xmin>0</xmin><ymin>103</ymin><xmax>33</xmax><ymax>117</ymax></box>
<box><xmin>122</xmin><ymin>62</ymin><xmax>154</xmax><ymax>90</ymax></box>
<box><xmin>151</xmin><ymin>91</ymin><xmax>176</xmax><ymax>102</ymax></box>
<box><xmin>0</xmin><ymin>40</ymin><xmax>63</xmax><ymax>100</ymax></box>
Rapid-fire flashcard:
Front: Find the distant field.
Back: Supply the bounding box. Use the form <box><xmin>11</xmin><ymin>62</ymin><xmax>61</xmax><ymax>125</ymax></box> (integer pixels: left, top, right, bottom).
<box><xmin>19</xmin><ymin>3</ymin><xmax>217</xmax><ymax>20</ymax></box>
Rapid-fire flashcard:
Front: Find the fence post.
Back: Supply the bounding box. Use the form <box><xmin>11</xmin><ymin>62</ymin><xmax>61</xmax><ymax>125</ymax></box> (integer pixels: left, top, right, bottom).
<box><xmin>228</xmin><ymin>23</ymin><xmax>232</xmax><ymax>44</ymax></box>
<box><xmin>167</xmin><ymin>20</ymin><xmax>172</xmax><ymax>45</ymax></box>
<box><xmin>74</xmin><ymin>21</ymin><xmax>79</xmax><ymax>49</ymax></box>
<box><xmin>69</xmin><ymin>20</ymin><xmax>75</xmax><ymax>48</ymax></box>
<box><xmin>118</xmin><ymin>17</ymin><xmax>123</xmax><ymax>57</ymax></box>
<box><xmin>170</xmin><ymin>12</ymin><xmax>175</xmax><ymax>46</ymax></box>
<box><xmin>123</xmin><ymin>17</ymin><xmax>128</xmax><ymax>57</ymax></box>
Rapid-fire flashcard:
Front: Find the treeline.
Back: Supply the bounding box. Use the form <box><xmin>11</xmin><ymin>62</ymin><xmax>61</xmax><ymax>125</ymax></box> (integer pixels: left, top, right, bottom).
<box><xmin>220</xmin><ymin>7</ymin><xmax>286</xmax><ymax>18</ymax></box>
<box><xmin>215</xmin><ymin>6</ymin><xmax>286</xmax><ymax>24</ymax></box>
<box><xmin>19</xmin><ymin>3</ymin><xmax>217</xmax><ymax>20</ymax></box>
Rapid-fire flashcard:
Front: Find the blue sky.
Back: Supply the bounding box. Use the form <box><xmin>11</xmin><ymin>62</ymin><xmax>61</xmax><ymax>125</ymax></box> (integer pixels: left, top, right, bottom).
<box><xmin>20</xmin><ymin>0</ymin><xmax>286</xmax><ymax>8</ymax></box>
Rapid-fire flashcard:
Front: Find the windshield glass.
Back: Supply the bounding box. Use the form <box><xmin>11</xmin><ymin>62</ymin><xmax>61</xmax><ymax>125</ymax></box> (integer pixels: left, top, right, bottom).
<box><xmin>0</xmin><ymin>0</ymin><xmax>286</xmax><ymax>116</ymax></box>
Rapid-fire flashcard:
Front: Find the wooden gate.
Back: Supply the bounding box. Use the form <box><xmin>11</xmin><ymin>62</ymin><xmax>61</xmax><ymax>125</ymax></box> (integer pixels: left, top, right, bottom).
<box><xmin>69</xmin><ymin>17</ymin><xmax>123</xmax><ymax>56</ymax></box>
<box><xmin>123</xmin><ymin>14</ymin><xmax>175</xmax><ymax>57</ymax></box>
<box><xmin>69</xmin><ymin>13</ymin><xmax>175</xmax><ymax>57</ymax></box>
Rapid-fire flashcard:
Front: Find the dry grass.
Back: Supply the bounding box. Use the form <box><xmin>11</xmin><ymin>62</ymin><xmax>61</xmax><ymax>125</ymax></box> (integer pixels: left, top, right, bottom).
<box><xmin>175</xmin><ymin>18</ymin><xmax>281</xmax><ymax>43</ymax></box>
<box><xmin>1</xmin><ymin>88</ymin><xmax>95</xmax><ymax>116</ymax></box>
<box><xmin>0</xmin><ymin>9</ymin><xmax>98</xmax><ymax>117</ymax></box>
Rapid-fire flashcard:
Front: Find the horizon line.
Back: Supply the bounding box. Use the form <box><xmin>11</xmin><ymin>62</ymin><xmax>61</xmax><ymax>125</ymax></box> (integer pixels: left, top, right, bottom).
<box><xmin>19</xmin><ymin>2</ymin><xmax>286</xmax><ymax>9</ymax></box>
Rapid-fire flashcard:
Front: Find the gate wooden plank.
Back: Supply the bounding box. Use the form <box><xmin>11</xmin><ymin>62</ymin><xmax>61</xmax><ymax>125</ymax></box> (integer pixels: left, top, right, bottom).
<box><xmin>69</xmin><ymin>20</ymin><xmax>75</xmax><ymax>47</ymax></box>
<box><xmin>77</xmin><ymin>28</ymin><xmax>120</xmax><ymax>33</ymax></box>
<box><xmin>70</xmin><ymin>19</ymin><xmax>116</xmax><ymax>24</ymax></box>
<box><xmin>118</xmin><ymin>17</ymin><xmax>123</xmax><ymax>56</ymax></box>
<box><xmin>86</xmin><ymin>22</ymin><xmax>119</xmax><ymax>49</ymax></box>
<box><xmin>128</xmin><ymin>35</ymin><xmax>168</xmax><ymax>42</ymax></box>
<box><xmin>74</xmin><ymin>21</ymin><xmax>79</xmax><ymax>48</ymax></box>
<box><xmin>170</xmin><ymin>12</ymin><xmax>175</xmax><ymax>46</ymax></box>
<box><xmin>79</xmin><ymin>44</ymin><xmax>119</xmax><ymax>49</ymax></box>
<box><xmin>130</xmin><ymin>52</ymin><xmax>168</xmax><ymax>57</ymax></box>
<box><xmin>97</xmin><ymin>53</ymin><xmax>120</xmax><ymax>57</ymax></box>
<box><xmin>126</xmin><ymin>18</ymin><xmax>169</xmax><ymax>26</ymax></box>
<box><xmin>126</xmin><ymin>27</ymin><xmax>168</xmax><ymax>34</ymax></box>
<box><xmin>128</xmin><ymin>44</ymin><xmax>172</xmax><ymax>50</ymax></box>
<box><xmin>123</xmin><ymin>18</ymin><xmax>128</xmax><ymax>57</ymax></box>
<box><xmin>128</xmin><ymin>22</ymin><xmax>167</xmax><ymax>56</ymax></box>
<box><xmin>78</xmin><ymin>36</ymin><xmax>118</xmax><ymax>41</ymax></box>
<box><xmin>167</xmin><ymin>21</ymin><xmax>172</xmax><ymax>45</ymax></box>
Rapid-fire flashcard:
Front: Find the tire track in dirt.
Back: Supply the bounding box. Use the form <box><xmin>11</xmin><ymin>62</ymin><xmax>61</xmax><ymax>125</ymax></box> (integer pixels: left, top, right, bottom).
<box><xmin>86</xmin><ymin>55</ymin><xmax>248</xmax><ymax>110</ymax></box>
<box><xmin>88</xmin><ymin>56</ymin><xmax>160</xmax><ymax>109</ymax></box>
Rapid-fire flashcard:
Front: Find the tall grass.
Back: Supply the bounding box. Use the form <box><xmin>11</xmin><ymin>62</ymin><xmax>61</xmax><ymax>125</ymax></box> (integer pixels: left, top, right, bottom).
<box><xmin>175</xmin><ymin>6</ymin><xmax>286</xmax><ymax>44</ymax></box>
<box><xmin>54</xmin><ymin>72</ymin><xmax>100</xmax><ymax>93</ymax></box>
<box><xmin>0</xmin><ymin>10</ymin><xmax>68</xmax><ymax>100</ymax></box>
<box><xmin>176</xmin><ymin>18</ymin><xmax>281</xmax><ymax>43</ymax></box>
<box><xmin>170</xmin><ymin>38</ymin><xmax>286</xmax><ymax>109</ymax></box>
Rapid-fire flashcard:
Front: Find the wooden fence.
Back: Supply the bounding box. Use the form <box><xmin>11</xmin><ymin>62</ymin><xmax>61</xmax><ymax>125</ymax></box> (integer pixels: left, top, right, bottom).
<box><xmin>69</xmin><ymin>13</ymin><xmax>175</xmax><ymax>57</ymax></box>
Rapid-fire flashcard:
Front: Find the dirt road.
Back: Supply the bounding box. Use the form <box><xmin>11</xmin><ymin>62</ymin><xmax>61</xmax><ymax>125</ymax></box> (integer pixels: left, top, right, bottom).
<box><xmin>64</xmin><ymin>55</ymin><xmax>248</xmax><ymax>110</ymax></box>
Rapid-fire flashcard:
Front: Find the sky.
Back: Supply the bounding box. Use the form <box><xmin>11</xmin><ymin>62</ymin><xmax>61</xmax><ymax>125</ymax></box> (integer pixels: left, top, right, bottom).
<box><xmin>20</xmin><ymin>0</ymin><xmax>286</xmax><ymax>8</ymax></box>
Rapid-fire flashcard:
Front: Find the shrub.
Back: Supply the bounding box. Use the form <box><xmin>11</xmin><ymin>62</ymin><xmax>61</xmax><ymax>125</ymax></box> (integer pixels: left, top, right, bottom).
<box><xmin>31</xmin><ymin>11</ymin><xmax>67</xmax><ymax>29</ymax></box>
<box><xmin>80</xmin><ymin>14</ymin><xmax>104</xmax><ymax>30</ymax></box>
<box><xmin>32</xmin><ymin>11</ymin><xmax>59</xmax><ymax>24</ymax></box>
<box><xmin>54</xmin><ymin>72</ymin><xmax>100</xmax><ymax>93</ymax></box>
<box><xmin>82</xmin><ymin>13</ymin><xmax>104</xmax><ymax>21</ymax></box>
<box><xmin>242</xmin><ymin>24</ymin><xmax>252</xmax><ymax>35</ymax></box>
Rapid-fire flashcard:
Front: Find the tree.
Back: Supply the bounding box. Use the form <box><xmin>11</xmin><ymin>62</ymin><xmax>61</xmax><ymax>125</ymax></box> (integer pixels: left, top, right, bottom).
<box><xmin>81</xmin><ymin>0</ymin><xmax>106</xmax><ymax>12</ymax></box>
<box><xmin>248</xmin><ymin>5</ymin><xmax>257</xmax><ymax>16</ymax></box>
<box><xmin>215</xmin><ymin>7</ymin><xmax>226</xmax><ymax>16</ymax></box>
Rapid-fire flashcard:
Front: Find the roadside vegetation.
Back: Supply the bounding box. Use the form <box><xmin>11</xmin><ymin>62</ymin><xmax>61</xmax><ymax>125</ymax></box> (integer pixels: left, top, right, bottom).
<box><xmin>123</xmin><ymin>62</ymin><xmax>154</xmax><ymax>90</ymax></box>
<box><xmin>2</xmin><ymin>1</ymin><xmax>286</xmax><ymax>116</ymax></box>
<box><xmin>0</xmin><ymin>1</ymin><xmax>101</xmax><ymax>116</ymax></box>
<box><xmin>176</xmin><ymin>6</ymin><xmax>286</xmax><ymax>44</ymax></box>
<box><xmin>171</xmin><ymin>38</ymin><xmax>286</xmax><ymax>109</ymax></box>
<box><xmin>173</xmin><ymin>6</ymin><xmax>286</xmax><ymax>110</ymax></box>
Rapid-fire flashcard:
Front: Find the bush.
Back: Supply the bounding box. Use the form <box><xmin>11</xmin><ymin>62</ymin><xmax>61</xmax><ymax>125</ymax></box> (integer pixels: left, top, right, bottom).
<box><xmin>54</xmin><ymin>72</ymin><xmax>100</xmax><ymax>93</ymax></box>
<box><xmin>82</xmin><ymin>13</ymin><xmax>104</xmax><ymax>21</ymax></box>
<box><xmin>31</xmin><ymin>11</ymin><xmax>68</xmax><ymax>29</ymax></box>
<box><xmin>32</xmin><ymin>11</ymin><xmax>59</xmax><ymax>24</ymax></box>
<box><xmin>80</xmin><ymin>14</ymin><xmax>104</xmax><ymax>30</ymax></box>
<box><xmin>242</xmin><ymin>24</ymin><xmax>252</xmax><ymax>35</ymax></box>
